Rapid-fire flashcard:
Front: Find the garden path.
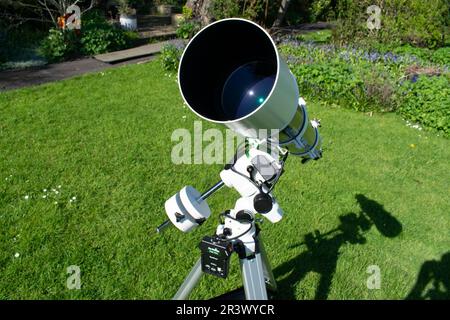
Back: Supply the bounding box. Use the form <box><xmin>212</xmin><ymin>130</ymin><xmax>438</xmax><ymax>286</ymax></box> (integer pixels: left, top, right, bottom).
<box><xmin>0</xmin><ymin>43</ymin><xmax>166</xmax><ymax>92</ymax></box>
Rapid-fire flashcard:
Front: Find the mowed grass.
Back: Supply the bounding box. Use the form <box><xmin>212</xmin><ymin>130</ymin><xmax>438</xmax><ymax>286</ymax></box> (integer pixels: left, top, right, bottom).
<box><xmin>0</xmin><ymin>60</ymin><xmax>449</xmax><ymax>300</ymax></box>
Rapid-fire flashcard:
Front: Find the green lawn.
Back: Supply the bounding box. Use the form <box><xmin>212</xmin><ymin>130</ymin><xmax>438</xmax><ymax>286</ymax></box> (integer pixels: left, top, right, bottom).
<box><xmin>0</xmin><ymin>61</ymin><xmax>449</xmax><ymax>299</ymax></box>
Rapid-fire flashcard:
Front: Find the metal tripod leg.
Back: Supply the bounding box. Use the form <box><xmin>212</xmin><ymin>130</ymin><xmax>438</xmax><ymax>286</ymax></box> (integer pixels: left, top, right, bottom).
<box><xmin>239</xmin><ymin>235</ymin><xmax>277</xmax><ymax>300</ymax></box>
<box><xmin>240</xmin><ymin>253</ymin><xmax>268</xmax><ymax>300</ymax></box>
<box><xmin>173</xmin><ymin>237</ymin><xmax>277</xmax><ymax>300</ymax></box>
<box><xmin>173</xmin><ymin>258</ymin><xmax>203</xmax><ymax>300</ymax></box>
<box><xmin>259</xmin><ymin>237</ymin><xmax>277</xmax><ymax>293</ymax></box>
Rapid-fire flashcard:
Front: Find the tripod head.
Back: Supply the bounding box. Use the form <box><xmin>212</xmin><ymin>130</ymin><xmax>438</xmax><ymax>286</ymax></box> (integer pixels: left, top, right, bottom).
<box><xmin>158</xmin><ymin>140</ymin><xmax>288</xmax><ymax>282</ymax></box>
<box><xmin>161</xmin><ymin>139</ymin><xmax>287</xmax><ymax>234</ymax></box>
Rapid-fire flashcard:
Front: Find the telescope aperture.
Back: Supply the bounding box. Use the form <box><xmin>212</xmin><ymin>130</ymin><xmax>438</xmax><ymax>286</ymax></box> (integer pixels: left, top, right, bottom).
<box><xmin>222</xmin><ymin>61</ymin><xmax>276</xmax><ymax>119</ymax></box>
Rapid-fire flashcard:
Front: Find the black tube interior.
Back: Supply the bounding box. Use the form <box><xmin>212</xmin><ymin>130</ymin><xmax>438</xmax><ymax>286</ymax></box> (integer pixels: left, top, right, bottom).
<box><xmin>179</xmin><ymin>19</ymin><xmax>277</xmax><ymax>122</ymax></box>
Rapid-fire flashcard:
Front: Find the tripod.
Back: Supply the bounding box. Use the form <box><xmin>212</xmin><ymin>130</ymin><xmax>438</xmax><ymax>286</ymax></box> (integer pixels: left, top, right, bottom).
<box><xmin>158</xmin><ymin>143</ymin><xmax>287</xmax><ymax>300</ymax></box>
<box><xmin>173</xmin><ymin>231</ymin><xmax>277</xmax><ymax>300</ymax></box>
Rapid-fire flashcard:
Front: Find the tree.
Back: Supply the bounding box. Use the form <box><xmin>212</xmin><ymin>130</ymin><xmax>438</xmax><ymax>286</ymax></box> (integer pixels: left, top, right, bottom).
<box><xmin>0</xmin><ymin>0</ymin><xmax>96</xmax><ymax>28</ymax></box>
<box><xmin>185</xmin><ymin>0</ymin><xmax>213</xmax><ymax>26</ymax></box>
<box><xmin>0</xmin><ymin>0</ymin><xmax>48</xmax><ymax>29</ymax></box>
<box><xmin>37</xmin><ymin>0</ymin><xmax>96</xmax><ymax>26</ymax></box>
<box><xmin>271</xmin><ymin>0</ymin><xmax>292</xmax><ymax>28</ymax></box>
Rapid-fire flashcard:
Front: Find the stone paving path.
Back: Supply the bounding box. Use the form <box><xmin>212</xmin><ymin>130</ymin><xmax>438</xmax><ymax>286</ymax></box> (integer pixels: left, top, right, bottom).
<box><xmin>94</xmin><ymin>40</ymin><xmax>172</xmax><ymax>63</ymax></box>
<box><xmin>0</xmin><ymin>47</ymin><xmax>159</xmax><ymax>92</ymax></box>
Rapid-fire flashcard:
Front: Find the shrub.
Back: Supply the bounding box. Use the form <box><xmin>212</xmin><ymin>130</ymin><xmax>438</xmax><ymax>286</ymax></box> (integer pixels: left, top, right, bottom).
<box><xmin>334</xmin><ymin>0</ymin><xmax>449</xmax><ymax>49</ymax></box>
<box><xmin>182</xmin><ymin>5</ymin><xmax>193</xmax><ymax>20</ymax></box>
<box><xmin>1</xmin><ymin>27</ymin><xmax>47</xmax><ymax>64</ymax></box>
<box><xmin>371</xmin><ymin>44</ymin><xmax>450</xmax><ymax>67</ymax></box>
<box><xmin>241</xmin><ymin>0</ymin><xmax>265</xmax><ymax>21</ymax></box>
<box><xmin>39</xmin><ymin>28</ymin><xmax>80</xmax><ymax>62</ymax></box>
<box><xmin>40</xmin><ymin>11</ymin><xmax>132</xmax><ymax>61</ymax></box>
<box><xmin>176</xmin><ymin>20</ymin><xmax>200</xmax><ymax>39</ymax></box>
<box><xmin>208</xmin><ymin>0</ymin><xmax>279</xmax><ymax>25</ymax></box>
<box><xmin>389</xmin><ymin>45</ymin><xmax>432</xmax><ymax>61</ymax></box>
<box><xmin>209</xmin><ymin>0</ymin><xmax>241</xmax><ymax>20</ymax></box>
<box><xmin>280</xmin><ymin>43</ymin><xmax>401</xmax><ymax>112</ymax></box>
<box><xmin>279</xmin><ymin>39</ymin><xmax>450</xmax><ymax>136</ymax></box>
<box><xmin>80</xmin><ymin>11</ymin><xmax>128</xmax><ymax>55</ymax></box>
<box><xmin>81</xmin><ymin>27</ymin><xmax>127</xmax><ymax>55</ymax></box>
<box><xmin>397</xmin><ymin>75</ymin><xmax>450</xmax><ymax>137</ymax></box>
<box><xmin>160</xmin><ymin>42</ymin><xmax>184</xmax><ymax>72</ymax></box>
<box><xmin>283</xmin><ymin>0</ymin><xmax>338</xmax><ymax>24</ymax></box>
<box><xmin>309</xmin><ymin>0</ymin><xmax>338</xmax><ymax>21</ymax></box>
<box><xmin>431</xmin><ymin>47</ymin><xmax>450</xmax><ymax>66</ymax></box>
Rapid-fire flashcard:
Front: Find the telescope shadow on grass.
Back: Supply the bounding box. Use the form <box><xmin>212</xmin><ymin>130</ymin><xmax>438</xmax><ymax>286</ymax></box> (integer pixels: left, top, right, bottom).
<box><xmin>273</xmin><ymin>194</ymin><xmax>402</xmax><ymax>300</ymax></box>
<box><xmin>406</xmin><ymin>251</ymin><xmax>450</xmax><ymax>300</ymax></box>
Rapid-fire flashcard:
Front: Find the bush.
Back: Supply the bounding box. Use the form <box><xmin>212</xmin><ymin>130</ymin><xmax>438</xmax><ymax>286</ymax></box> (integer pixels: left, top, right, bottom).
<box><xmin>80</xmin><ymin>11</ymin><xmax>128</xmax><ymax>55</ymax></box>
<box><xmin>209</xmin><ymin>0</ymin><xmax>241</xmax><ymax>20</ymax></box>
<box><xmin>176</xmin><ymin>20</ymin><xmax>201</xmax><ymax>39</ymax></box>
<box><xmin>397</xmin><ymin>75</ymin><xmax>450</xmax><ymax>137</ymax></box>
<box><xmin>81</xmin><ymin>27</ymin><xmax>127</xmax><ymax>55</ymax></box>
<box><xmin>240</xmin><ymin>0</ymin><xmax>265</xmax><ymax>21</ymax></box>
<box><xmin>182</xmin><ymin>5</ymin><xmax>193</xmax><ymax>20</ymax></box>
<box><xmin>160</xmin><ymin>42</ymin><xmax>184</xmax><ymax>72</ymax></box>
<box><xmin>39</xmin><ymin>28</ymin><xmax>80</xmax><ymax>62</ymax></box>
<box><xmin>280</xmin><ymin>42</ymin><xmax>403</xmax><ymax>112</ymax></box>
<box><xmin>334</xmin><ymin>0</ymin><xmax>449</xmax><ymax>49</ymax></box>
<box><xmin>0</xmin><ymin>27</ymin><xmax>47</xmax><ymax>65</ymax></box>
<box><xmin>370</xmin><ymin>44</ymin><xmax>450</xmax><ymax>67</ymax></box>
<box><xmin>279</xmin><ymin>39</ymin><xmax>450</xmax><ymax>136</ymax></box>
<box><xmin>284</xmin><ymin>0</ymin><xmax>337</xmax><ymax>25</ymax></box>
<box><xmin>40</xmin><ymin>11</ymin><xmax>132</xmax><ymax>61</ymax></box>
<box><xmin>431</xmin><ymin>47</ymin><xmax>450</xmax><ymax>66</ymax></box>
<box><xmin>208</xmin><ymin>0</ymin><xmax>279</xmax><ymax>26</ymax></box>
<box><xmin>309</xmin><ymin>0</ymin><xmax>338</xmax><ymax>21</ymax></box>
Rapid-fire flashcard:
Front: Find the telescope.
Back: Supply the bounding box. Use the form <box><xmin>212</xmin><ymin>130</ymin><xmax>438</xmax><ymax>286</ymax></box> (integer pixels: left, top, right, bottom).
<box><xmin>157</xmin><ymin>18</ymin><xmax>323</xmax><ymax>300</ymax></box>
<box><xmin>178</xmin><ymin>18</ymin><xmax>322</xmax><ymax>159</ymax></box>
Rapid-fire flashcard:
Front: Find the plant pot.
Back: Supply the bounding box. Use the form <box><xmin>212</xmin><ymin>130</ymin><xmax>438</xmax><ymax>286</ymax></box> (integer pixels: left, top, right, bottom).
<box><xmin>119</xmin><ymin>14</ymin><xmax>137</xmax><ymax>31</ymax></box>
<box><xmin>172</xmin><ymin>13</ymin><xmax>184</xmax><ymax>27</ymax></box>
<box><xmin>156</xmin><ymin>4</ymin><xmax>173</xmax><ymax>15</ymax></box>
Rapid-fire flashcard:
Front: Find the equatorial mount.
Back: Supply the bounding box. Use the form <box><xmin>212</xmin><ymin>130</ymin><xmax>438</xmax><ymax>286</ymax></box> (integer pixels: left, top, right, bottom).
<box><xmin>157</xmin><ymin>141</ymin><xmax>287</xmax><ymax>299</ymax></box>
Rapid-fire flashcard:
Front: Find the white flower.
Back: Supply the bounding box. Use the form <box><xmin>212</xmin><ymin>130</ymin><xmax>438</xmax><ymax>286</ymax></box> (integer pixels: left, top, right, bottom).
<box><xmin>58</xmin><ymin>185</ymin><xmax>61</xmax><ymax>189</ymax></box>
<box><xmin>42</xmin><ymin>195</ymin><xmax>47</xmax><ymax>199</ymax></box>
<box><xmin>24</xmin><ymin>195</ymin><xmax>29</xmax><ymax>200</ymax></box>
<box><xmin>14</xmin><ymin>253</ymin><xmax>20</xmax><ymax>258</ymax></box>
<box><xmin>55</xmin><ymin>191</ymin><xmax>59</xmax><ymax>195</ymax></box>
<box><xmin>54</xmin><ymin>201</ymin><xmax>58</xmax><ymax>205</ymax></box>
<box><xmin>43</xmin><ymin>189</ymin><xmax>47</xmax><ymax>192</ymax></box>
<box><xmin>72</xmin><ymin>196</ymin><xmax>76</xmax><ymax>200</ymax></box>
